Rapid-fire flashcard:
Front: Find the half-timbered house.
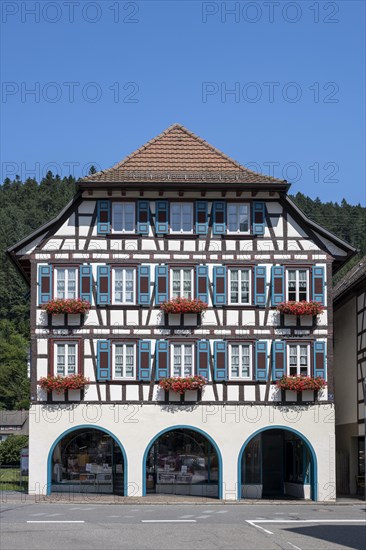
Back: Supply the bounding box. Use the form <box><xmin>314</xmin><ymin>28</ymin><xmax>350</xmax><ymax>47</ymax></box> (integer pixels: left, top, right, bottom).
<box><xmin>8</xmin><ymin>124</ymin><xmax>356</xmax><ymax>500</ymax></box>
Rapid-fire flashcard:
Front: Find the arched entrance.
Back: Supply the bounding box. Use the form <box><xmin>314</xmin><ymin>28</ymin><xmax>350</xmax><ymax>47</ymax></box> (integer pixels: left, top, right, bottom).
<box><xmin>48</xmin><ymin>426</ymin><xmax>127</xmax><ymax>496</ymax></box>
<box><xmin>238</xmin><ymin>427</ymin><xmax>317</xmax><ymax>501</ymax></box>
<box><xmin>144</xmin><ymin>426</ymin><xmax>222</xmax><ymax>498</ymax></box>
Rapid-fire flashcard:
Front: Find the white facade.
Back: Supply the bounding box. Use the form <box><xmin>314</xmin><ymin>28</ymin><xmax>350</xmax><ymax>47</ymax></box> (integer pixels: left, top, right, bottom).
<box><xmin>8</xmin><ymin>125</ymin><xmax>355</xmax><ymax>500</ymax></box>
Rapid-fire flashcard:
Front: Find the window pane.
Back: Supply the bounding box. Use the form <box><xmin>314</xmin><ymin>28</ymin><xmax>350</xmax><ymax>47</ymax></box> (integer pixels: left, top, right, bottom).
<box><xmin>125</xmin><ymin>269</ymin><xmax>134</xmax><ymax>303</ymax></box>
<box><xmin>173</xmin><ymin>345</ymin><xmax>182</xmax><ymax>376</ymax></box>
<box><xmin>57</xmin><ymin>269</ymin><xmax>65</xmax><ymax>299</ymax></box>
<box><xmin>113</xmin><ymin>204</ymin><xmax>123</xmax><ymax>232</ymax></box>
<box><xmin>124</xmin><ymin>204</ymin><xmax>135</xmax><ymax>232</ymax></box>
<box><xmin>183</xmin><ymin>270</ymin><xmax>192</xmax><ymax>299</ymax></box>
<box><xmin>241</xmin><ymin>345</ymin><xmax>250</xmax><ymax>378</ymax></box>
<box><xmin>228</xmin><ymin>204</ymin><xmax>238</xmax><ymax>232</ymax></box>
<box><xmin>238</xmin><ymin>205</ymin><xmax>249</xmax><ymax>232</ymax></box>
<box><xmin>289</xmin><ymin>346</ymin><xmax>297</xmax><ymax>366</ymax></box>
<box><xmin>125</xmin><ymin>345</ymin><xmax>134</xmax><ymax>377</ymax></box>
<box><xmin>182</xmin><ymin>204</ymin><xmax>193</xmax><ymax>232</ymax></box>
<box><xmin>172</xmin><ymin>270</ymin><xmax>181</xmax><ymax>298</ymax></box>
<box><xmin>241</xmin><ymin>270</ymin><xmax>249</xmax><ymax>303</ymax></box>
<box><xmin>231</xmin><ymin>345</ymin><xmax>240</xmax><ymax>377</ymax></box>
<box><xmin>230</xmin><ymin>270</ymin><xmax>239</xmax><ymax>303</ymax></box>
<box><xmin>68</xmin><ymin>269</ymin><xmax>76</xmax><ymax>299</ymax></box>
<box><xmin>299</xmin><ymin>271</ymin><xmax>307</xmax><ymax>301</ymax></box>
<box><xmin>184</xmin><ymin>345</ymin><xmax>193</xmax><ymax>376</ymax></box>
<box><xmin>115</xmin><ymin>345</ymin><xmax>123</xmax><ymax>377</ymax></box>
<box><xmin>114</xmin><ymin>269</ymin><xmax>123</xmax><ymax>303</ymax></box>
<box><xmin>57</xmin><ymin>345</ymin><xmax>65</xmax><ymax>375</ymax></box>
<box><xmin>67</xmin><ymin>344</ymin><xmax>76</xmax><ymax>374</ymax></box>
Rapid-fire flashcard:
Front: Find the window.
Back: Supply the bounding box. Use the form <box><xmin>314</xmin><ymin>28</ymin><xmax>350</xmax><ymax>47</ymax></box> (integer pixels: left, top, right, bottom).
<box><xmin>287</xmin><ymin>269</ymin><xmax>309</xmax><ymax>301</ymax></box>
<box><xmin>55</xmin><ymin>342</ymin><xmax>77</xmax><ymax>375</ymax></box>
<box><xmin>229</xmin><ymin>269</ymin><xmax>251</xmax><ymax>304</ymax></box>
<box><xmin>171</xmin><ymin>343</ymin><xmax>194</xmax><ymax>377</ymax></box>
<box><xmin>170</xmin><ymin>203</ymin><xmax>193</xmax><ymax>233</ymax></box>
<box><xmin>113</xmin><ymin>268</ymin><xmax>135</xmax><ymax>304</ymax></box>
<box><xmin>113</xmin><ymin>343</ymin><xmax>135</xmax><ymax>379</ymax></box>
<box><xmin>171</xmin><ymin>268</ymin><xmax>193</xmax><ymax>299</ymax></box>
<box><xmin>112</xmin><ymin>203</ymin><xmax>135</xmax><ymax>233</ymax></box>
<box><xmin>288</xmin><ymin>344</ymin><xmax>310</xmax><ymax>376</ymax></box>
<box><xmin>229</xmin><ymin>344</ymin><xmax>252</xmax><ymax>379</ymax></box>
<box><xmin>227</xmin><ymin>203</ymin><xmax>250</xmax><ymax>233</ymax></box>
<box><xmin>56</xmin><ymin>268</ymin><xmax>77</xmax><ymax>299</ymax></box>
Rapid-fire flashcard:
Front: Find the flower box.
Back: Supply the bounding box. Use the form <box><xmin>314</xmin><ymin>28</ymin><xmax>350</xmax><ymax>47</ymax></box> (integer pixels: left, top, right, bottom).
<box><xmin>276</xmin><ymin>375</ymin><xmax>326</xmax><ymax>393</ymax></box>
<box><xmin>38</xmin><ymin>374</ymin><xmax>89</xmax><ymax>394</ymax></box>
<box><xmin>159</xmin><ymin>375</ymin><xmax>207</xmax><ymax>394</ymax></box>
<box><xmin>160</xmin><ymin>298</ymin><xmax>208</xmax><ymax>315</ymax></box>
<box><xmin>276</xmin><ymin>301</ymin><xmax>324</xmax><ymax>316</ymax></box>
<box><xmin>41</xmin><ymin>298</ymin><xmax>91</xmax><ymax>315</ymax></box>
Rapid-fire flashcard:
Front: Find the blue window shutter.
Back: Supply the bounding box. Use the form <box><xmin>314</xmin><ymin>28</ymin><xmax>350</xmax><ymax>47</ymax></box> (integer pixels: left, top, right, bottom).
<box><xmin>138</xmin><ymin>340</ymin><xmax>151</xmax><ymax>381</ymax></box>
<box><xmin>38</xmin><ymin>265</ymin><xmax>52</xmax><ymax>305</ymax></box>
<box><xmin>97</xmin><ymin>265</ymin><xmax>110</xmax><ymax>305</ymax></box>
<box><xmin>197</xmin><ymin>340</ymin><xmax>210</xmax><ymax>379</ymax></box>
<box><xmin>156</xmin><ymin>340</ymin><xmax>169</xmax><ymax>380</ymax></box>
<box><xmin>314</xmin><ymin>341</ymin><xmax>326</xmax><ymax>379</ymax></box>
<box><xmin>272</xmin><ymin>340</ymin><xmax>286</xmax><ymax>380</ymax></box>
<box><xmin>213</xmin><ymin>341</ymin><xmax>227</xmax><ymax>381</ymax></box>
<box><xmin>213</xmin><ymin>266</ymin><xmax>227</xmax><ymax>305</ymax></box>
<box><xmin>312</xmin><ymin>267</ymin><xmax>325</xmax><ymax>303</ymax></box>
<box><xmin>79</xmin><ymin>265</ymin><xmax>92</xmax><ymax>302</ymax></box>
<box><xmin>254</xmin><ymin>266</ymin><xmax>267</xmax><ymax>306</ymax></box>
<box><xmin>156</xmin><ymin>200</ymin><xmax>168</xmax><ymax>234</ymax></box>
<box><xmin>195</xmin><ymin>201</ymin><xmax>208</xmax><ymax>235</ymax></box>
<box><xmin>138</xmin><ymin>265</ymin><xmax>151</xmax><ymax>306</ymax></box>
<box><xmin>155</xmin><ymin>265</ymin><xmax>168</xmax><ymax>304</ymax></box>
<box><xmin>97</xmin><ymin>200</ymin><xmax>110</xmax><ymax>234</ymax></box>
<box><xmin>271</xmin><ymin>266</ymin><xmax>285</xmax><ymax>305</ymax></box>
<box><xmin>252</xmin><ymin>201</ymin><xmax>265</xmax><ymax>235</ymax></box>
<box><xmin>213</xmin><ymin>201</ymin><xmax>226</xmax><ymax>235</ymax></box>
<box><xmin>255</xmin><ymin>341</ymin><xmax>268</xmax><ymax>381</ymax></box>
<box><xmin>137</xmin><ymin>200</ymin><xmax>150</xmax><ymax>235</ymax></box>
<box><xmin>196</xmin><ymin>265</ymin><xmax>209</xmax><ymax>302</ymax></box>
<box><xmin>97</xmin><ymin>340</ymin><xmax>110</xmax><ymax>381</ymax></box>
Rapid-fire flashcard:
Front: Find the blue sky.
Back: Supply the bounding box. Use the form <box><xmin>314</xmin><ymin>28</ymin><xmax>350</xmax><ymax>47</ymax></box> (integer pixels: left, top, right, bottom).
<box><xmin>1</xmin><ymin>0</ymin><xmax>365</xmax><ymax>204</ymax></box>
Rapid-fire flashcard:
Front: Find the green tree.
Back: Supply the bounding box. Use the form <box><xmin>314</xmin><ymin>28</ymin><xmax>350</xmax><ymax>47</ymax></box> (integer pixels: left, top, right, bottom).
<box><xmin>0</xmin><ymin>435</ymin><xmax>29</xmax><ymax>464</ymax></box>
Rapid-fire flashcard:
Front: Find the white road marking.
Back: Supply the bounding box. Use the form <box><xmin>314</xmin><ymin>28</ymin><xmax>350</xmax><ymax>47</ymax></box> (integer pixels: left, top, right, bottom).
<box><xmin>215</xmin><ymin>510</ymin><xmax>228</xmax><ymax>514</ymax></box>
<box><xmin>29</xmin><ymin>513</ymin><xmax>47</xmax><ymax>517</ymax></box>
<box><xmin>27</xmin><ymin>521</ymin><xmax>85</xmax><ymax>524</ymax></box>
<box><xmin>202</xmin><ymin>510</ymin><xmax>215</xmax><ymax>513</ymax></box>
<box><xmin>246</xmin><ymin>520</ymin><xmax>273</xmax><ymax>535</ymax></box>
<box><xmin>253</xmin><ymin>519</ymin><xmax>366</xmax><ymax>523</ymax></box>
<box><xmin>196</xmin><ymin>515</ymin><xmax>210</xmax><ymax>519</ymax></box>
<box><xmin>141</xmin><ymin>520</ymin><xmax>197</xmax><ymax>523</ymax></box>
<box><xmin>47</xmin><ymin>514</ymin><xmax>62</xmax><ymax>517</ymax></box>
<box><xmin>180</xmin><ymin>515</ymin><xmax>194</xmax><ymax>518</ymax></box>
<box><xmin>287</xmin><ymin>543</ymin><xmax>302</xmax><ymax>550</ymax></box>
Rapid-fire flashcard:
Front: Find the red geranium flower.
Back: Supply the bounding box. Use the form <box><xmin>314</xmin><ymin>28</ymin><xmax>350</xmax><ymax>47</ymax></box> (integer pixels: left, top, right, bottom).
<box><xmin>42</xmin><ymin>298</ymin><xmax>91</xmax><ymax>315</ymax></box>
<box><xmin>39</xmin><ymin>374</ymin><xmax>89</xmax><ymax>393</ymax></box>
<box><xmin>277</xmin><ymin>301</ymin><xmax>324</xmax><ymax>316</ymax></box>
<box><xmin>161</xmin><ymin>298</ymin><xmax>208</xmax><ymax>314</ymax></box>
<box><xmin>159</xmin><ymin>375</ymin><xmax>207</xmax><ymax>394</ymax></box>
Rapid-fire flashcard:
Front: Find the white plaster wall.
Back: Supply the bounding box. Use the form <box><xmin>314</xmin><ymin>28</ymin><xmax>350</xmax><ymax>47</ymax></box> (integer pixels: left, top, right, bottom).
<box><xmin>28</xmin><ymin>403</ymin><xmax>335</xmax><ymax>501</ymax></box>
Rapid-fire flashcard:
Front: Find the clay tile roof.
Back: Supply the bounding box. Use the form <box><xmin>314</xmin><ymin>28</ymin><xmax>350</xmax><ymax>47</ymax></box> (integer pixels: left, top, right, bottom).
<box><xmin>81</xmin><ymin>123</ymin><xmax>286</xmax><ymax>185</ymax></box>
<box><xmin>333</xmin><ymin>255</ymin><xmax>366</xmax><ymax>301</ymax></box>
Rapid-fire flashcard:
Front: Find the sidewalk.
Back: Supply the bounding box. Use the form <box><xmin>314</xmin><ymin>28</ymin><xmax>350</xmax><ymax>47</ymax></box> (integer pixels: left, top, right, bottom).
<box><xmin>1</xmin><ymin>491</ymin><xmax>365</xmax><ymax>505</ymax></box>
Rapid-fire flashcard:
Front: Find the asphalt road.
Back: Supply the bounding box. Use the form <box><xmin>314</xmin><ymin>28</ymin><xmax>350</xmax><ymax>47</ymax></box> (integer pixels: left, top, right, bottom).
<box><xmin>1</xmin><ymin>501</ymin><xmax>365</xmax><ymax>550</ymax></box>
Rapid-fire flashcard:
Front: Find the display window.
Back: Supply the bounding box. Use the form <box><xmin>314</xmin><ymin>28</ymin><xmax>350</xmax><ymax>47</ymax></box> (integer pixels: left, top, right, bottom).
<box><xmin>145</xmin><ymin>428</ymin><xmax>219</xmax><ymax>498</ymax></box>
<box><xmin>51</xmin><ymin>428</ymin><xmax>124</xmax><ymax>495</ymax></box>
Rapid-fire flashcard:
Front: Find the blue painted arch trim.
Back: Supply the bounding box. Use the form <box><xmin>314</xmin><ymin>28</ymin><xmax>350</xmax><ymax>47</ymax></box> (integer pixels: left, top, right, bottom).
<box><xmin>237</xmin><ymin>425</ymin><xmax>318</xmax><ymax>501</ymax></box>
<box><xmin>142</xmin><ymin>425</ymin><xmax>223</xmax><ymax>499</ymax></box>
<box><xmin>47</xmin><ymin>425</ymin><xmax>128</xmax><ymax>496</ymax></box>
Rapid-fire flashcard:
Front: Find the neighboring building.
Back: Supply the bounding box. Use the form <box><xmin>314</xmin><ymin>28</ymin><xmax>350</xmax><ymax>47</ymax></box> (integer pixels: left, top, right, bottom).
<box><xmin>0</xmin><ymin>411</ymin><xmax>29</xmax><ymax>442</ymax></box>
<box><xmin>334</xmin><ymin>257</ymin><xmax>366</xmax><ymax>496</ymax></box>
<box><xmin>7</xmin><ymin>124</ymin><xmax>355</xmax><ymax>500</ymax></box>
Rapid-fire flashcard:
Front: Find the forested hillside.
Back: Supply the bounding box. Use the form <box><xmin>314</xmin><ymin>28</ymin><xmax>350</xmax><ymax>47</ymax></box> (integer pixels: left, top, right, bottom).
<box><xmin>0</xmin><ymin>175</ymin><xmax>365</xmax><ymax>409</ymax></box>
